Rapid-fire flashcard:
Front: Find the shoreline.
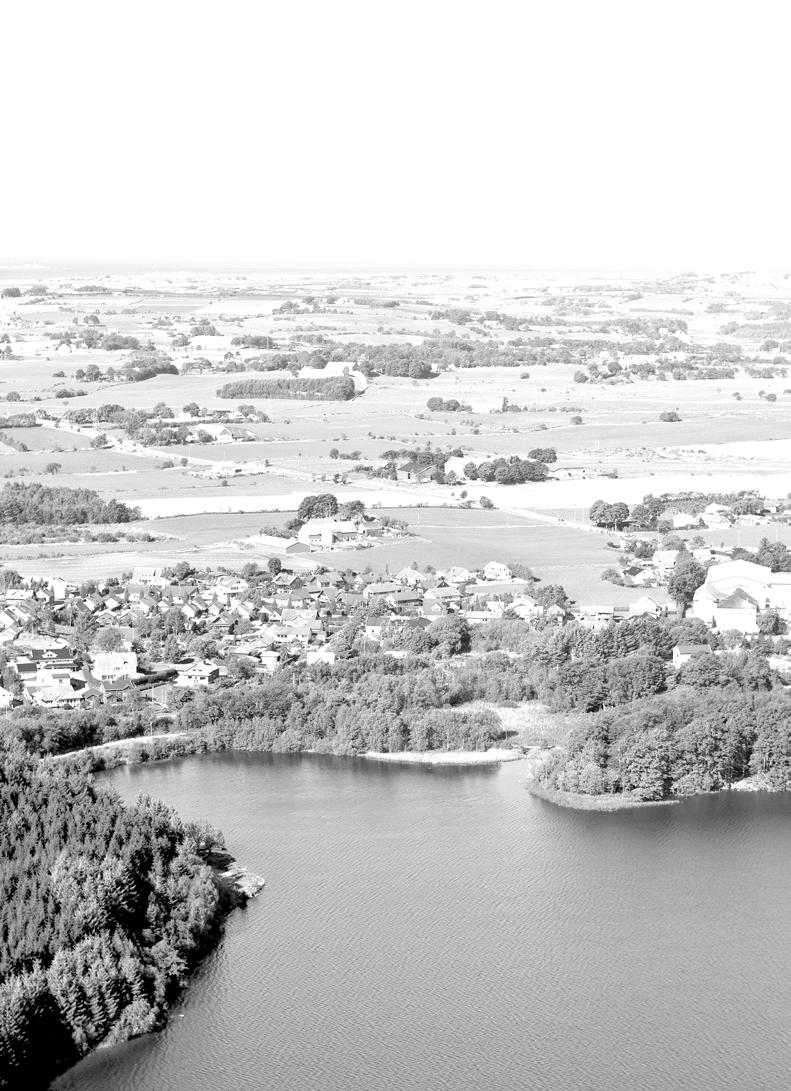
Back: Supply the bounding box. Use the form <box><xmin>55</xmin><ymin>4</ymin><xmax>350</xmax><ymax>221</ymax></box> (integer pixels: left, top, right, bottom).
<box><xmin>525</xmin><ymin>780</ymin><xmax>679</xmax><ymax>811</ymax></box>
<box><xmin>48</xmin><ymin>732</ymin><xmax>783</xmax><ymax>808</ymax></box>
<box><xmin>361</xmin><ymin>747</ymin><xmax>524</xmax><ymax>766</ymax></box>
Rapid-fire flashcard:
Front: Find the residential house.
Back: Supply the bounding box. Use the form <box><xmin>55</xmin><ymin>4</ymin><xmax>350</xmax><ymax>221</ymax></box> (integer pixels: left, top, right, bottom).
<box><xmin>628</xmin><ymin>594</ymin><xmax>666</xmax><ymax>618</ymax></box>
<box><xmin>652</xmin><ymin>550</ymin><xmax>682</xmax><ymax>578</ymax></box>
<box><xmin>13</xmin><ymin>647</ymin><xmax>76</xmax><ymax>693</ymax></box>
<box><xmin>91</xmin><ymin>651</ymin><xmax>138</xmax><ymax>682</ymax></box>
<box><xmin>394</xmin><ymin>567</ymin><xmax>425</xmax><ymax>587</ymax></box>
<box><xmin>482</xmin><ymin>561</ymin><xmax>512</xmax><ymax>582</ymax></box>
<box><xmin>132</xmin><ymin>565</ymin><xmax>167</xmax><ymax>585</ymax></box>
<box><xmin>31</xmin><ymin>684</ymin><xmax>92</xmax><ymax>710</ymax></box>
<box><xmin>672</xmin><ymin>643</ymin><xmax>712</xmax><ymax>668</ymax></box>
<box><xmin>210</xmin><ymin>578</ymin><xmax>249</xmax><ymax>606</ymax></box>
<box><xmin>443</xmin><ymin>566</ymin><xmax>476</xmax><ymax>585</ymax></box>
<box><xmin>175</xmin><ymin>660</ymin><xmax>220</xmax><ymax>688</ymax></box>
<box><xmin>257</xmin><ymin>649</ymin><xmax>282</xmax><ymax>673</ymax></box>
<box><xmin>0</xmin><ymin>686</ymin><xmax>17</xmax><ymax>709</ymax></box>
<box><xmin>363</xmin><ymin>581</ymin><xmax>400</xmax><ymax>601</ymax></box>
<box><xmin>622</xmin><ymin>564</ymin><xmax>654</xmax><ymax>588</ymax></box>
<box><xmin>423</xmin><ymin>586</ymin><xmax>463</xmax><ymax>611</ymax></box>
<box><xmin>391</xmin><ymin>588</ymin><xmax>423</xmax><ymax>614</ymax></box>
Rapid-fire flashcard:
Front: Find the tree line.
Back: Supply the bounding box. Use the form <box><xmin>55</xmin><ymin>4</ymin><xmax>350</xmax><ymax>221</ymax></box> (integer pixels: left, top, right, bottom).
<box><xmin>217</xmin><ymin>376</ymin><xmax>356</xmax><ymax>401</ymax></box>
<box><xmin>0</xmin><ymin>484</ymin><xmax>140</xmax><ymax>525</ymax></box>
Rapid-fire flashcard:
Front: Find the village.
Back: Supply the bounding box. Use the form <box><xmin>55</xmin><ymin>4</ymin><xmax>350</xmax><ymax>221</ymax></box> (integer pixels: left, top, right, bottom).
<box><xmin>1</xmin><ymin>495</ymin><xmax>790</xmax><ymax>716</ymax></box>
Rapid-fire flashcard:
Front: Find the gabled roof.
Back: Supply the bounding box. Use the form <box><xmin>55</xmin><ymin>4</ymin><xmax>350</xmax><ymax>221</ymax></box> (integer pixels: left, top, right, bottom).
<box><xmin>716</xmin><ymin>590</ymin><xmax>759</xmax><ymax>610</ymax></box>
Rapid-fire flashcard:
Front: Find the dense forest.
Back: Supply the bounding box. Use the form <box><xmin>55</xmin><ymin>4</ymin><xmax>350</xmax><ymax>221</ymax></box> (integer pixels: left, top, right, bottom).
<box><xmin>0</xmin><ymin>484</ymin><xmax>140</xmax><ymax>525</ymax></box>
<box><xmin>217</xmin><ymin>376</ymin><xmax>356</xmax><ymax>401</ymax></box>
<box><xmin>0</xmin><ymin>749</ymin><xmax>236</xmax><ymax>1090</ymax></box>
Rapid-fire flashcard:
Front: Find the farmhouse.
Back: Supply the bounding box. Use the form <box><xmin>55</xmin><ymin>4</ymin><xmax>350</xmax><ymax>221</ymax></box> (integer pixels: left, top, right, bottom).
<box><xmin>297</xmin><ymin>519</ymin><xmax>364</xmax><ymax>551</ymax></box>
<box><xmin>396</xmin><ymin>461</ymin><xmax>439</xmax><ymax>484</ymax></box>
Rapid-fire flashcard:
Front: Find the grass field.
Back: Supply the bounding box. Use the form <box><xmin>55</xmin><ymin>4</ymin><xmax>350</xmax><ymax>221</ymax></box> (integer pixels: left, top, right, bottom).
<box><xmin>3</xmin><ymin>267</ymin><xmax>791</xmax><ymax>590</ymax></box>
<box><xmin>2</xmin><ymin>505</ymin><xmax>640</xmax><ymax>604</ymax></box>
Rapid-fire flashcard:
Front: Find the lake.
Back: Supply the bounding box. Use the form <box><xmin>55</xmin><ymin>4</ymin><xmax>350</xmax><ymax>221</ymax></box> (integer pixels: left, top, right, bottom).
<box><xmin>53</xmin><ymin>753</ymin><xmax>791</xmax><ymax>1090</ymax></box>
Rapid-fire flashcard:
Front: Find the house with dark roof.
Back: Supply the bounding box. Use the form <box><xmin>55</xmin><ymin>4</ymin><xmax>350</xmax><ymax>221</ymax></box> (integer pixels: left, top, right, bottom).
<box><xmin>672</xmin><ymin>643</ymin><xmax>712</xmax><ymax>668</ymax></box>
<box><xmin>396</xmin><ymin>461</ymin><xmax>439</xmax><ymax>483</ymax></box>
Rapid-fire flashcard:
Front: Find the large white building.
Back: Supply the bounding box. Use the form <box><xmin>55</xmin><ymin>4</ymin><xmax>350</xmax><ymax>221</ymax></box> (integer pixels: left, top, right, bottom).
<box><xmin>692</xmin><ymin>559</ymin><xmax>791</xmax><ymax>630</ymax></box>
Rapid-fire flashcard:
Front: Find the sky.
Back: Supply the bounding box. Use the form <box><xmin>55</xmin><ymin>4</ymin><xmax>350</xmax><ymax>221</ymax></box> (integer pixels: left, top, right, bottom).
<box><xmin>3</xmin><ymin>0</ymin><xmax>790</xmax><ymax>270</ymax></box>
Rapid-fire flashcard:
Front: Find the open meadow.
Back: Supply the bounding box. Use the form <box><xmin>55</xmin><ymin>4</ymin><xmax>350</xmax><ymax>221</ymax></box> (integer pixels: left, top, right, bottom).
<box><xmin>2</xmin><ymin>266</ymin><xmax>791</xmax><ymax>595</ymax></box>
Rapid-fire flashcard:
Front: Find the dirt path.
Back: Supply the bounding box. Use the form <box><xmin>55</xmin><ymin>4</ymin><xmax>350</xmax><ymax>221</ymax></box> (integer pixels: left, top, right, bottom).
<box><xmin>48</xmin><ymin>731</ymin><xmax>187</xmax><ymax>762</ymax></box>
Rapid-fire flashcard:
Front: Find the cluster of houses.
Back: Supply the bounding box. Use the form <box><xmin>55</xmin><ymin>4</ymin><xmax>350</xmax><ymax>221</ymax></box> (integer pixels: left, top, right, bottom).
<box><xmin>1</xmin><ymin>644</ymin><xmax>140</xmax><ymax>710</ymax></box>
<box><xmin>0</xmin><ymin>558</ymin><xmax>684</xmax><ymax>711</ymax></box>
<box><xmin>1</xmin><ymin>540</ymin><xmax>790</xmax><ymax>712</ymax></box>
<box><xmin>256</xmin><ymin>513</ymin><xmax>404</xmax><ymax>555</ymax></box>
<box><xmin>655</xmin><ymin>501</ymin><xmax>785</xmax><ymax>531</ymax></box>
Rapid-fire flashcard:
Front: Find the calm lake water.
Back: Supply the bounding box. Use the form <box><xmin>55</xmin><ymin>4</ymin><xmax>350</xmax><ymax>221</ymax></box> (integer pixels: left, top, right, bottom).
<box><xmin>53</xmin><ymin>754</ymin><xmax>791</xmax><ymax>1091</ymax></box>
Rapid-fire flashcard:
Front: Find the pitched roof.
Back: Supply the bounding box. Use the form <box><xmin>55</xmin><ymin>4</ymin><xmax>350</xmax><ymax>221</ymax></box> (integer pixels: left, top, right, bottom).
<box><xmin>716</xmin><ymin>590</ymin><xmax>759</xmax><ymax>610</ymax></box>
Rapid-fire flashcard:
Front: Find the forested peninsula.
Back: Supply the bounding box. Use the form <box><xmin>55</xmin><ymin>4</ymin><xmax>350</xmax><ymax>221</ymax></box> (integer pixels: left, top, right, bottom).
<box><xmin>0</xmin><ymin>749</ymin><xmax>250</xmax><ymax>1091</ymax></box>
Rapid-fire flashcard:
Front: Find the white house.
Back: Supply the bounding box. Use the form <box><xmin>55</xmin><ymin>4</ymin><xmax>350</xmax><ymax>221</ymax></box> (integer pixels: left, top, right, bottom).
<box><xmin>298</xmin><ymin>519</ymin><xmax>363</xmax><ymax>551</ymax></box>
<box><xmin>444</xmin><ymin>566</ymin><xmax>477</xmax><ymax>585</ymax></box>
<box><xmin>394</xmin><ymin>567</ymin><xmax>424</xmax><ymax>587</ymax></box>
<box><xmin>629</xmin><ymin>594</ymin><xmax>666</xmax><ymax>618</ymax></box>
<box><xmin>132</xmin><ymin>566</ymin><xmax>168</xmax><ymax>586</ymax></box>
<box><xmin>91</xmin><ymin>651</ymin><xmax>138</xmax><ymax>682</ymax></box>
<box><xmin>483</xmin><ymin>561</ymin><xmax>512</xmax><ymax>582</ymax></box>
<box><xmin>175</xmin><ymin>660</ymin><xmax>220</xmax><ymax>688</ymax></box>
<box><xmin>652</xmin><ymin>550</ymin><xmax>682</xmax><ymax>577</ymax></box>
<box><xmin>672</xmin><ymin>512</ymin><xmax>701</xmax><ymax>530</ymax></box>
